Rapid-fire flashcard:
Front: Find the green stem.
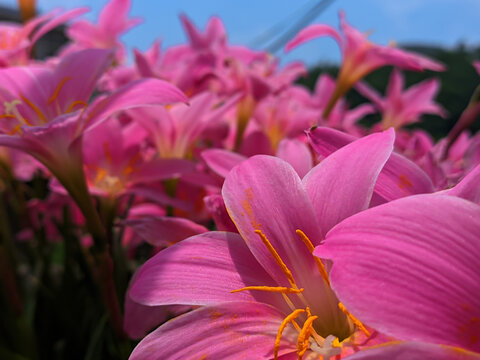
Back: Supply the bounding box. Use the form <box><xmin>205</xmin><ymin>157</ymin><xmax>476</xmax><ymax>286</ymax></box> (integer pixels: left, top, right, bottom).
<box><xmin>50</xmin><ymin>164</ymin><xmax>127</xmax><ymax>349</ymax></box>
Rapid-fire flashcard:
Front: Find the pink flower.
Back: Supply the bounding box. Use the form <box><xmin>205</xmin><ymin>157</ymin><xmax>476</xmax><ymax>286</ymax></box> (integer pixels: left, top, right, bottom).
<box><xmin>286</xmin><ymin>11</ymin><xmax>444</xmax><ymax>118</ymax></box>
<box><xmin>356</xmin><ymin>69</ymin><xmax>445</xmax><ymax>130</ymax></box>
<box><xmin>315</xmin><ymin>194</ymin><xmax>480</xmax><ymax>358</ymax></box>
<box><xmin>128</xmin><ymin>130</ymin><xmax>396</xmax><ymax>359</ymax></box>
<box><xmin>79</xmin><ymin>118</ymin><xmax>194</xmax><ymax>198</ymax></box>
<box><xmin>0</xmin><ymin>7</ymin><xmax>87</xmax><ymax>66</ymax></box>
<box><xmin>132</xmin><ymin>91</ymin><xmax>238</xmax><ymax>159</ymax></box>
<box><xmin>312</xmin><ymin>74</ymin><xmax>376</xmax><ymax>135</ymax></box>
<box><xmin>0</xmin><ymin>48</ymin><xmax>187</xmax><ymax>235</ymax></box>
<box><xmin>64</xmin><ymin>0</ymin><xmax>141</xmax><ymax>62</ymax></box>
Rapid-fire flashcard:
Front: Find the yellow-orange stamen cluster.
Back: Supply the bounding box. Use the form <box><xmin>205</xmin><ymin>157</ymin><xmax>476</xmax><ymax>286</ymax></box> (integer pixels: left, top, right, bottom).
<box><xmin>230</xmin><ymin>229</ymin><xmax>371</xmax><ymax>359</ymax></box>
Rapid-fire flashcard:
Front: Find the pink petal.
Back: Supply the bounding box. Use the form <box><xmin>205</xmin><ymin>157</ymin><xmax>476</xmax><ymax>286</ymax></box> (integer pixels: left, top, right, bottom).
<box><xmin>129</xmin><ymin>158</ymin><xmax>195</xmax><ymax>183</ymax></box>
<box><xmin>285</xmin><ymin>24</ymin><xmax>342</xmax><ymax>52</ymax></box>
<box><xmin>445</xmin><ymin>164</ymin><xmax>480</xmax><ymax>205</ymax></box>
<box><xmin>99</xmin><ymin>0</ymin><xmax>141</xmax><ymax>36</ymax></box>
<box><xmin>83</xmin><ymin>78</ymin><xmax>188</xmax><ymax>131</ymax></box>
<box><xmin>307</xmin><ymin>127</ymin><xmax>434</xmax><ymax>201</ymax></box>
<box><xmin>316</xmin><ymin>195</ymin><xmax>480</xmax><ymax>352</ymax></box>
<box><xmin>276</xmin><ymin>138</ymin><xmax>313</xmax><ymax>178</ymax></box>
<box><xmin>303</xmin><ymin>129</ymin><xmax>394</xmax><ymax>237</ymax></box>
<box><xmin>203</xmin><ymin>194</ymin><xmax>237</xmax><ymax>232</ymax></box>
<box><xmin>202</xmin><ymin>149</ymin><xmax>246</xmax><ymax>178</ymax></box>
<box><xmin>355</xmin><ymin>81</ymin><xmax>385</xmax><ymax>111</ymax></box>
<box><xmin>130</xmin><ymin>302</ymin><xmax>295</xmax><ymax>360</ymax></box>
<box><xmin>121</xmin><ymin>216</ymin><xmax>207</xmax><ymax>247</ymax></box>
<box><xmin>134</xmin><ymin>48</ymin><xmax>155</xmax><ymax>77</ymax></box>
<box><xmin>222</xmin><ymin>155</ymin><xmax>322</xmax><ymax>285</ymax></box>
<box><xmin>346</xmin><ymin>342</ymin><xmax>480</xmax><ymax>360</ymax></box>
<box><xmin>129</xmin><ymin>231</ymin><xmax>283</xmax><ymax>308</ymax></box>
<box><xmin>220</xmin><ymin>156</ymin><xmax>348</xmax><ymax>335</ymax></box>
<box><xmin>124</xmin><ymin>296</ymin><xmax>187</xmax><ymax>340</ymax></box>
<box><xmin>124</xmin><ymin>266</ymin><xmax>190</xmax><ymax>339</ymax></box>
<box><xmin>54</xmin><ymin>49</ymin><xmax>114</xmax><ymax>113</ymax></box>
<box><xmin>474</xmin><ymin>61</ymin><xmax>480</xmax><ymax>75</ymax></box>
<box><xmin>31</xmin><ymin>7</ymin><xmax>89</xmax><ymax>45</ymax></box>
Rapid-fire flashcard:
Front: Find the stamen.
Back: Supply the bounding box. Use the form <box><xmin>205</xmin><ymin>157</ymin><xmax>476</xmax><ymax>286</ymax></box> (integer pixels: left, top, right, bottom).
<box><xmin>274</xmin><ymin>309</ymin><xmax>305</xmax><ymax>360</ymax></box>
<box><xmin>255</xmin><ymin>230</ymin><xmax>297</xmax><ymax>288</ymax></box>
<box><xmin>48</xmin><ymin>77</ymin><xmax>72</xmax><ymax>104</ymax></box>
<box><xmin>66</xmin><ymin>100</ymin><xmax>88</xmax><ymax>113</ymax></box>
<box><xmin>8</xmin><ymin>124</ymin><xmax>23</xmax><ymax>135</ymax></box>
<box><xmin>297</xmin><ymin>315</ymin><xmax>318</xmax><ymax>359</ymax></box>
<box><xmin>18</xmin><ymin>94</ymin><xmax>48</xmax><ymax>124</ymax></box>
<box><xmin>3</xmin><ymin>99</ymin><xmax>33</xmax><ymax>126</ymax></box>
<box><xmin>338</xmin><ymin>302</ymin><xmax>370</xmax><ymax>337</ymax></box>
<box><xmin>296</xmin><ymin>229</ymin><xmax>330</xmax><ymax>286</ymax></box>
<box><xmin>230</xmin><ymin>286</ymin><xmax>304</xmax><ymax>294</ymax></box>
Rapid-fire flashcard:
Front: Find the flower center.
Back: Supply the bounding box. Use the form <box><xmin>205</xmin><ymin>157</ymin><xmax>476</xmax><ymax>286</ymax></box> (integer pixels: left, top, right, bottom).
<box><xmin>231</xmin><ymin>229</ymin><xmax>370</xmax><ymax>359</ymax></box>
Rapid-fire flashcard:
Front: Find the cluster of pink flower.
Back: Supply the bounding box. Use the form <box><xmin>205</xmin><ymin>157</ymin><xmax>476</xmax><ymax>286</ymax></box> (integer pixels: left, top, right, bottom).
<box><xmin>2</xmin><ymin>0</ymin><xmax>480</xmax><ymax>359</ymax></box>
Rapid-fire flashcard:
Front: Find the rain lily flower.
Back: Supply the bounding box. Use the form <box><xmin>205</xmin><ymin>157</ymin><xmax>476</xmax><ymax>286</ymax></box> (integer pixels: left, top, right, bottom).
<box><xmin>0</xmin><ymin>48</ymin><xmax>187</xmax><ymax>243</ymax></box>
<box><xmin>64</xmin><ymin>0</ymin><xmax>141</xmax><ymax>62</ymax></box>
<box><xmin>128</xmin><ymin>130</ymin><xmax>396</xmax><ymax>359</ymax></box>
<box><xmin>356</xmin><ymin>69</ymin><xmax>445</xmax><ymax>130</ymax></box>
<box><xmin>311</xmin><ymin>74</ymin><xmax>375</xmax><ymax>136</ymax></box>
<box><xmin>0</xmin><ymin>48</ymin><xmax>186</xmax><ymax>181</ymax></box>
<box><xmin>132</xmin><ymin>91</ymin><xmax>238</xmax><ymax>159</ymax></box>
<box><xmin>252</xmin><ymin>86</ymin><xmax>317</xmax><ymax>151</ymax></box>
<box><xmin>0</xmin><ymin>7</ymin><xmax>88</xmax><ymax>66</ymax></box>
<box><xmin>315</xmin><ymin>194</ymin><xmax>480</xmax><ymax>359</ymax></box>
<box><xmin>285</xmin><ymin>11</ymin><xmax>445</xmax><ymax>118</ymax></box>
<box><xmin>80</xmin><ymin>118</ymin><xmax>194</xmax><ymax>198</ymax></box>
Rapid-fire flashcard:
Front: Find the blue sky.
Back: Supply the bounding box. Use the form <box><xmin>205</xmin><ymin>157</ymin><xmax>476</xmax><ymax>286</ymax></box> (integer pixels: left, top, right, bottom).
<box><xmin>1</xmin><ymin>0</ymin><xmax>479</xmax><ymax>67</ymax></box>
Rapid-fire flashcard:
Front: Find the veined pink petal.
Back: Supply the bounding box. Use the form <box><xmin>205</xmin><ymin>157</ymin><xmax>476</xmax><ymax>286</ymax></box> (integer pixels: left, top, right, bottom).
<box><xmin>307</xmin><ymin>127</ymin><xmax>435</xmax><ymax>201</ymax></box>
<box><xmin>285</xmin><ymin>24</ymin><xmax>342</xmax><ymax>52</ymax></box>
<box><xmin>202</xmin><ymin>149</ymin><xmax>246</xmax><ymax>178</ymax></box>
<box><xmin>124</xmin><ymin>267</ymin><xmax>189</xmax><ymax>339</ymax></box>
<box><xmin>50</xmin><ymin>49</ymin><xmax>114</xmax><ymax>117</ymax></box>
<box><xmin>316</xmin><ymin>195</ymin><xmax>480</xmax><ymax>352</ymax></box>
<box><xmin>220</xmin><ymin>155</ymin><xmax>347</xmax><ymax>336</ymax></box>
<box><xmin>124</xmin><ymin>295</ymin><xmax>187</xmax><ymax>340</ymax></box>
<box><xmin>129</xmin><ymin>231</ymin><xmax>284</xmax><ymax>309</ymax></box>
<box><xmin>129</xmin><ymin>302</ymin><xmax>295</xmax><ymax>360</ymax></box>
<box><xmin>121</xmin><ymin>216</ymin><xmax>207</xmax><ymax>247</ymax></box>
<box><xmin>222</xmin><ymin>155</ymin><xmax>322</xmax><ymax>285</ymax></box>
<box><xmin>303</xmin><ymin>129</ymin><xmax>394</xmax><ymax>238</ymax></box>
<box><xmin>346</xmin><ymin>342</ymin><xmax>480</xmax><ymax>360</ymax></box>
<box><xmin>276</xmin><ymin>138</ymin><xmax>313</xmax><ymax>178</ymax></box>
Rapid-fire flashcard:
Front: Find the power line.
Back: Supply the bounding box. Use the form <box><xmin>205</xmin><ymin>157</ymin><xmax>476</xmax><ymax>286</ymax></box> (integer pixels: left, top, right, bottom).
<box><xmin>249</xmin><ymin>0</ymin><xmax>337</xmax><ymax>54</ymax></box>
